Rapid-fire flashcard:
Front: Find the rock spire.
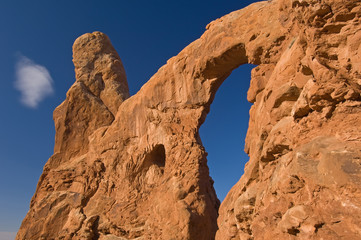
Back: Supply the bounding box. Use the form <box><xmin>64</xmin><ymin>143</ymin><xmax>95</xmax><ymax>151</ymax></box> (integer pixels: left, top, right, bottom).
<box><xmin>17</xmin><ymin>1</ymin><xmax>361</xmax><ymax>239</ymax></box>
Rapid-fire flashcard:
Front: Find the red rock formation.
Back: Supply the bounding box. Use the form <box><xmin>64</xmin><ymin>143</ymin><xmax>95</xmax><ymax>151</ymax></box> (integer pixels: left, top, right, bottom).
<box><xmin>216</xmin><ymin>1</ymin><xmax>361</xmax><ymax>239</ymax></box>
<box><xmin>17</xmin><ymin>0</ymin><xmax>361</xmax><ymax>239</ymax></box>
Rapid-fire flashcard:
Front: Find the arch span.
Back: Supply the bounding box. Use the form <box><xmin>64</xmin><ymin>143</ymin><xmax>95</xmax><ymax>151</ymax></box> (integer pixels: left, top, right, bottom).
<box><xmin>17</xmin><ymin>1</ymin><xmax>361</xmax><ymax>240</ymax></box>
<box><xmin>17</xmin><ymin>1</ymin><xmax>293</xmax><ymax>239</ymax></box>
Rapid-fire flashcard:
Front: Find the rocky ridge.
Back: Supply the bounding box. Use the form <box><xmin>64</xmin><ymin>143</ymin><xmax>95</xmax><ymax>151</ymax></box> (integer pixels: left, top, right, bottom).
<box><xmin>17</xmin><ymin>0</ymin><xmax>361</xmax><ymax>239</ymax></box>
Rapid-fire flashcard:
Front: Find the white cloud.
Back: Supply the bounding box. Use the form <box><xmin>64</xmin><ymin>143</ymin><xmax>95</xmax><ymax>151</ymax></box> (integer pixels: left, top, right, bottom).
<box><xmin>0</xmin><ymin>231</ymin><xmax>17</xmax><ymax>240</ymax></box>
<box><xmin>15</xmin><ymin>55</ymin><xmax>54</xmax><ymax>108</ymax></box>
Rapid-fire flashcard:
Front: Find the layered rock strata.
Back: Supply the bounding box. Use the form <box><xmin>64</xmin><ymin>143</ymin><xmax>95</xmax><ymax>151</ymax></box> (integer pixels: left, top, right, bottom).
<box><xmin>17</xmin><ymin>0</ymin><xmax>361</xmax><ymax>239</ymax></box>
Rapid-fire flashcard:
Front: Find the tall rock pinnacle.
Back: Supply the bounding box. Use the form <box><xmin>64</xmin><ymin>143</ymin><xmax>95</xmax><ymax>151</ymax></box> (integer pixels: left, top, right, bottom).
<box><xmin>18</xmin><ymin>1</ymin><xmax>361</xmax><ymax>239</ymax></box>
<box><xmin>53</xmin><ymin>32</ymin><xmax>130</xmax><ymax>163</ymax></box>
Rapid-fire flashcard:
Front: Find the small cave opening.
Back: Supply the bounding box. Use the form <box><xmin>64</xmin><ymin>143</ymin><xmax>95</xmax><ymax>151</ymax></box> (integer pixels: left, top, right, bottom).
<box><xmin>200</xmin><ymin>64</ymin><xmax>254</xmax><ymax>202</ymax></box>
<box><xmin>144</xmin><ymin>144</ymin><xmax>166</xmax><ymax>170</ymax></box>
<box><xmin>142</xmin><ymin>144</ymin><xmax>166</xmax><ymax>187</ymax></box>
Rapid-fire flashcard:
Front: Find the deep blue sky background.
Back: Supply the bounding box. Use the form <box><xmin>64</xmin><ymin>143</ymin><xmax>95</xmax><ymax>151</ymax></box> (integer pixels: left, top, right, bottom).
<box><xmin>0</xmin><ymin>0</ymin><xmax>259</xmax><ymax>234</ymax></box>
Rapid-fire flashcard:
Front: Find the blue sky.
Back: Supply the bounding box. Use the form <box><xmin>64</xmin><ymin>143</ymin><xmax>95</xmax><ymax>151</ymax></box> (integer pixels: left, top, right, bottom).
<box><xmin>0</xmin><ymin>0</ymin><xmax>259</xmax><ymax>235</ymax></box>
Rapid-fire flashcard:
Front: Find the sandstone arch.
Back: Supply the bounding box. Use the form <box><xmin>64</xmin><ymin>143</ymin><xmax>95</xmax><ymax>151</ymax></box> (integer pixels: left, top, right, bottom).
<box><xmin>17</xmin><ymin>1</ymin><xmax>361</xmax><ymax>239</ymax></box>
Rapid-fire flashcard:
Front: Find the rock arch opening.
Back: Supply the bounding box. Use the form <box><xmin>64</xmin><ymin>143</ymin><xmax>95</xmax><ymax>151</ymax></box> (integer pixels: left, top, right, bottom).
<box><xmin>200</xmin><ymin>64</ymin><xmax>253</xmax><ymax>202</ymax></box>
<box><xmin>18</xmin><ymin>1</ymin><xmax>361</xmax><ymax>239</ymax></box>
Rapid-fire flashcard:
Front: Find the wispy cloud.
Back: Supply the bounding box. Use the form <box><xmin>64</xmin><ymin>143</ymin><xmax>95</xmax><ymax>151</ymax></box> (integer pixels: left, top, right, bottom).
<box><xmin>15</xmin><ymin>55</ymin><xmax>54</xmax><ymax>108</ymax></box>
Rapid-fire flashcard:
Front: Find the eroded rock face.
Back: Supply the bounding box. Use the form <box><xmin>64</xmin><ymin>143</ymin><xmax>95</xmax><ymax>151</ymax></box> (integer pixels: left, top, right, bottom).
<box><xmin>17</xmin><ymin>0</ymin><xmax>361</xmax><ymax>239</ymax></box>
<box><xmin>216</xmin><ymin>1</ymin><xmax>361</xmax><ymax>239</ymax></box>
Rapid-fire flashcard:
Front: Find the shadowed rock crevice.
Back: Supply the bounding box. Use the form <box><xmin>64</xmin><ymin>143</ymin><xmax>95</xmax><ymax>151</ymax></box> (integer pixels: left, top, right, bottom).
<box><xmin>17</xmin><ymin>1</ymin><xmax>361</xmax><ymax>239</ymax></box>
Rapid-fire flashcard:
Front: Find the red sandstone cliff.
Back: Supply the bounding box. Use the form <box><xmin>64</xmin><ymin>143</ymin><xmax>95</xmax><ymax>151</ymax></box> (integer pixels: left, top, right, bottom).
<box><xmin>17</xmin><ymin>0</ymin><xmax>361</xmax><ymax>239</ymax></box>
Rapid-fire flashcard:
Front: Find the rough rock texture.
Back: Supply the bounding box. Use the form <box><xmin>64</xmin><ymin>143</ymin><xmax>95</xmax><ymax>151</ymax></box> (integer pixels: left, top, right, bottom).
<box><xmin>17</xmin><ymin>0</ymin><xmax>361</xmax><ymax>239</ymax></box>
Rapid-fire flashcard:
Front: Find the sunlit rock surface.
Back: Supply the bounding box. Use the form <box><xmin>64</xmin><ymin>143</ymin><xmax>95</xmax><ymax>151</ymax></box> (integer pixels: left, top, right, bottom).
<box><xmin>17</xmin><ymin>0</ymin><xmax>361</xmax><ymax>239</ymax></box>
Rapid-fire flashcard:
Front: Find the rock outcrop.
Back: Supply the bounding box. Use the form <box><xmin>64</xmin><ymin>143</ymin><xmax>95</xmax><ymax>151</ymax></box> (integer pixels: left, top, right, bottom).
<box><xmin>17</xmin><ymin>0</ymin><xmax>361</xmax><ymax>239</ymax></box>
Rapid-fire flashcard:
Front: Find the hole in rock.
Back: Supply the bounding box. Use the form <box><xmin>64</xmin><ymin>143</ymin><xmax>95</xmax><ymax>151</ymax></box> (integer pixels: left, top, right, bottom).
<box><xmin>200</xmin><ymin>64</ymin><xmax>254</xmax><ymax>202</ymax></box>
<box><xmin>144</xmin><ymin>144</ymin><xmax>166</xmax><ymax>169</ymax></box>
<box><xmin>142</xmin><ymin>144</ymin><xmax>166</xmax><ymax>187</ymax></box>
